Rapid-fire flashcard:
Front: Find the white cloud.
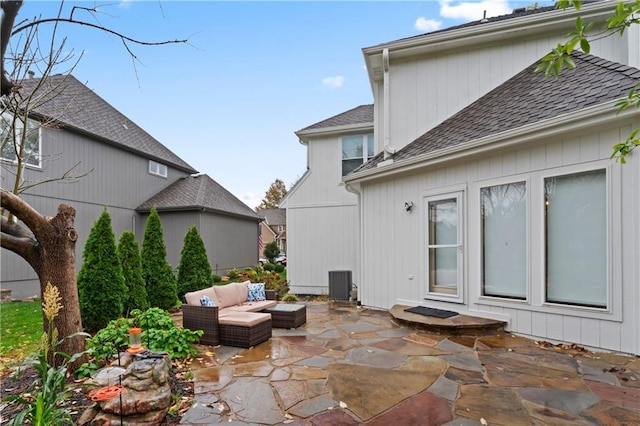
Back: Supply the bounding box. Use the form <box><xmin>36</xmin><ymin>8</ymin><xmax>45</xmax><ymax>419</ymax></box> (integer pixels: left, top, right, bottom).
<box><xmin>241</xmin><ymin>192</ymin><xmax>261</xmax><ymax>210</ymax></box>
<box><xmin>322</xmin><ymin>76</ymin><xmax>345</xmax><ymax>89</ymax></box>
<box><xmin>119</xmin><ymin>0</ymin><xmax>132</xmax><ymax>9</ymax></box>
<box><xmin>415</xmin><ymin>17</ymin><xmax>443</xmax><ymax>32</ymax></box>
<box><xmin>439</xmin><ymin>0</ymin><xmax>512</xmax><ymax>21</ymax></box>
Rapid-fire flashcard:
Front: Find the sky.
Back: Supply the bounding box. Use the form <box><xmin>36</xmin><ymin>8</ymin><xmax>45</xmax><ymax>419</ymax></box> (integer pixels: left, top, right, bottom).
<box><xmin>14</xmin><ymin>0</ymin><xmax>553</xmax><ymax>209</ymax></box>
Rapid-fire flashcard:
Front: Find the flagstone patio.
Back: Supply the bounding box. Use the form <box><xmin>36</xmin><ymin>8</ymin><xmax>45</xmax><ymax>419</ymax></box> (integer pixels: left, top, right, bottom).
<box><xmin>178</xmin><ymin>302</ymin><xmax>640</xmax><ymax>425</ymax></box>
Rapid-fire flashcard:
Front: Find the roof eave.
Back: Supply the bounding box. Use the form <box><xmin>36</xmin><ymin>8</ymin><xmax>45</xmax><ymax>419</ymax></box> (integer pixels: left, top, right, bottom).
<box><xmin>363</xmin><ymin>1</ymin><xmax>614</xmax><ymax>83</ymax></box>
<box><xmin>136</xmin><ymin>205</ymin><xmax>260</xmax><ymax>221</ymax></box>
<box><xmin>295</xmin><ymin>122</ymin><xmax>374</xmax><ymax>139</ymax></box>
<box><xmin>33</xmin><ymin>113</ymin><xmax>198</xmax><ymax>175</ymax></box>
<box><xmin>344</xmin><ymin>100</ymin><xmax>637</xmax><ymax>185</ymax></box>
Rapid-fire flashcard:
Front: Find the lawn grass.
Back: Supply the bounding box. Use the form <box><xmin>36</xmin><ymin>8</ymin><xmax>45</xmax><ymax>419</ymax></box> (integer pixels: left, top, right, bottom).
<box><xmin>0</xmin><ymin>301</ymin><xmax>43</xmax><ymax>369</ymax></box>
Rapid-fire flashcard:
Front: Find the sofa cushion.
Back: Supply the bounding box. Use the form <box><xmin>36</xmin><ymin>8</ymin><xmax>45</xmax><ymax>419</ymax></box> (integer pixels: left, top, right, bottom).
<box><xmin>218</xmin><ymin>311</ymin><xmax>271</xmax><ymax>327</ymax></box>
<box><xmin>247</xmin><ymin>283</ymin><xmax>266</xmax><ymax>302</ymax></box>
<box><xmin>184</xmin><ymin>287</ymin><xmax>219</xmax><ymax>306</ymax></box>
<box><xmin>235</xmin><ymin>281</ymin><xmax>249</xmax><ymax>303</ymax></box>
<box><xmin>226</xmin><ymin>300</ymin><xmax>277</xmax><ymax>313</ymax></box>
<box><xmin>214</xmin><ymin>281</ymin><xmax>249</xmax><ymax>309</ymax></box>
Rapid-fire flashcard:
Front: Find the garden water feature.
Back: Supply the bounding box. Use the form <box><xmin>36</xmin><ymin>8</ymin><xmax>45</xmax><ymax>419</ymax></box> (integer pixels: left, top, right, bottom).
<box><xmin>79</xmin><ymin>352</ymin><xmax>172</xmax><ymax>425</ymax></box>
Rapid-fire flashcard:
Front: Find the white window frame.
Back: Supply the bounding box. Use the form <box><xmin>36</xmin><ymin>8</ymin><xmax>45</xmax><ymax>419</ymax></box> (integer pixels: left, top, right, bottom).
<box><xmin>423</xmin><ymin>189</ymin><xmax>465</xmax><ymax>304</ymax></box>
<box><xmin>478</xmin><ymin>178</ymin><xmax>530</xmax><ymax>302</ymax></box>
<box><xmin>469</xmin><ymin>162</ymin><xmax>620</xmax><ymax>322</ymax></box>
<box><xmin>541</xmin><ymin>166</ymin><xmax>610</xmax><ymax>311</ymax></box>
<box><xmin>1</xmin><ymin>113</ymin><xmax>42</xmax><ymax>168</ymax></box>
<box><xmin>341</xmin><ymin>134</ymin><xmax>374</xmax><ymax>176</ymax></box>
<box><xmin>149</xmin><ymin>160</ymin><xmax>167</xmax><ymax>178</ymax></box>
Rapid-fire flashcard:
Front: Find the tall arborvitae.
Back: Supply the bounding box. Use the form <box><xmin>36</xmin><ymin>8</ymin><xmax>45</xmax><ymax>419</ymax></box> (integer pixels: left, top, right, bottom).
<box><xmin>141</xmin><ymin>207</ymin><xmax>177</xmax><ymax>310</ymax></box>
<box><xmin>77</xmin><ymin>208</ymin><xmax>126</xmax><ymax>332</ymax></box>
<box><xmin>177</xmin><ymin>226</ymin><xmax>213</xmax><ymax>300</ymax></box>
<box><xmin>118</xmin><ymin>231</ymin><xmax>148</xmax><ymax>314</ymax></box>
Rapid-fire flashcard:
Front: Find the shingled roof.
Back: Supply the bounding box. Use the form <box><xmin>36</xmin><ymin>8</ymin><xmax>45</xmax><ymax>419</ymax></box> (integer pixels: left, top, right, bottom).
<box><xmin>355</xmin><ymin>53</ymin><xmax>640</xmax><ymax>173</ymax></box>
<box><xmin>298</xmin><ymin>104</ymin><xmax>373</xmax><ymax>132</ymax></box>
<box><xmin>256</xmin><ymin>208</ymin><xmax>286</xmax><ymax>226</ymax></box>
<box><xmin>136</xmin><ymin>174</ymin><xmax>260</xmax><ymax>221</ymax></box>
<box><xmin>18</xmin><ymin>74</ymin><xmax>196</xmax><ymax>174</ymax></box>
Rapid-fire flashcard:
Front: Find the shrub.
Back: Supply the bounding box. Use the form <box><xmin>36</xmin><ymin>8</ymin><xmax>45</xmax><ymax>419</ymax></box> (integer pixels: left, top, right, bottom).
<box><xmin>118</xmin><ymin>231</ymin><xmax>148</xmax><ymax>314</ymax></box>
<box><xmin>78</xmin><ymin>208</ymin><xmax>126</xmax><ymax>332</ymax></box>
<box><xmin>263</xmin><ymin>241</ymin><xmax>279</xmax><ymax>263</ymax></box>
<box><xmin>177</xmin><ymin>226</ymin><xmax>213</xmax><ymax>300</ymax></box>
<box><xmin>227</xmin><ymin>268</ymin><xmax>240</xmax><ymax>279</ymax></box>
<box><xmin>87</xmin><ymin>308</ymin><xmax>202</xmax><ymax>360</ymax></box>
<box><xmin>263</xmin><ymin>263</ymin><xmax>275</xmax><ymax>271</ymax></box>
<box><xmin>212</xmin><ymin>274</ymin><xmax>222</xmax><ymax>283</ymax></box>
<box><xmin>141</xmin><ymin>207</ymin><xmax>178</xmax><ymax>310</ymax></box>
<box><xmin>282</xmin><ymin>294</ymin><xmax>298</xmax><ymax>303</ymax></box>
<box><xmin>274</xmin><ymin>263</ymin><xmax>285</xmax><ymax>273</ymax></box>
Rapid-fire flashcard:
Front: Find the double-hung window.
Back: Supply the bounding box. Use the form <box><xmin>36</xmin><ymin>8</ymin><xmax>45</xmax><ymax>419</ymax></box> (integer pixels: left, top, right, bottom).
<box><xmin>342</xmin><ymin>134</ymin><xmax>374</xmax><ymax>176</ymax></box>
<box><xmin>1</xmin><ymin>113</ymin><xmax>41</xmax><ymax>167</ymax></box>
<box><xmin>149</xmin><ymin>160</ymin><xmax>168</xmax><ymax>177</ymax></box>
<box><xmin>544</xmin><ymin>169</ymin><xmax>607</xmax><ymax>308</ymax></box>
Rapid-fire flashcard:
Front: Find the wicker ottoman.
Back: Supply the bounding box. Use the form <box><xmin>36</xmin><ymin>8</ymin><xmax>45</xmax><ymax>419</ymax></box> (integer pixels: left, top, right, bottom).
<box><xmin>263</xmin><ymin>304</ymin><xmax>307</xmax><ymax>329</ymax></box>
<box><xmin>182</xmin><ymin>305</ymin><xmax>219</xmax><ymax>345</ymax></box>
<box><xmin>218</xmin><ymin>312</ymin><xmax>272</xmax><ymax>348</ymax></box>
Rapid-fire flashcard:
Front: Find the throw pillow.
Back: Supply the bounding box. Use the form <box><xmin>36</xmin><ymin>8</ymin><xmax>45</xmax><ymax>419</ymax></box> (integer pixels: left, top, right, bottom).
<box><xmin>200</xmin><ymin>295</ymin><xmax>216</xmax><ymax>307</ymax></box>
<box><xmin>247</xmin><ymin>283</ymin><xmax>266</xmax><ymax>302</ymax></box>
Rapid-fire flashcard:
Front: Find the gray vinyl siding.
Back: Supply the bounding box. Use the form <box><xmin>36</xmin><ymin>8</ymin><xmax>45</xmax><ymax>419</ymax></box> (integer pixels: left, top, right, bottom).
<box><xmin>1</xmin><ymin>127</ymin><xmax>190</xmax><ymax>299</ymax></box>
<box><xmin>199</xmin><ymin>213</ymin><xmax>259</xmax><ymax>274</ymax></box>
<box><xmin>135</xmin><ymin>211</ymin><xmax>259</xmax><ymax>277</ymax></box>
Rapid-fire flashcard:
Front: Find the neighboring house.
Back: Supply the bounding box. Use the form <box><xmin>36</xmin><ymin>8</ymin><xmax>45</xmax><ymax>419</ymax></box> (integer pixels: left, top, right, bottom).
<box><xmin>256</xmin><ymin>208</ymin><xmax>287</xmax><ymax>256</ymax></box>
<box><xmin>280</xmin><ymin>105</ymin><xmax>373</xmax><ymax>295</ymax></box>
<box><xmin>1</xmin><ymin>74</ymin><xmax>260</xmax><ymax>299</ymax></box>
<box><xmin>287</xmin><ymin>2</ymin><xmax>640</xmax><ymax>355</ymax></box>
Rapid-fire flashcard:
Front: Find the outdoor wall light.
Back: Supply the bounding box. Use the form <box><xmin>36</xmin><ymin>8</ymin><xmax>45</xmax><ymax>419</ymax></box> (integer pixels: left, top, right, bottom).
<box><xmin>404</xmin><ymin>201</ymin><xmax>414</xmax><ymax>212</ymax></box>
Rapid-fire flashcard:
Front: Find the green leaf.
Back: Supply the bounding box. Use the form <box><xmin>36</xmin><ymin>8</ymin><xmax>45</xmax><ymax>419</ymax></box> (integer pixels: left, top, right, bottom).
<box><xmin>580</xmin><ymin>38</ymin><xmax>590</xmax><ymax>54</ymax></box>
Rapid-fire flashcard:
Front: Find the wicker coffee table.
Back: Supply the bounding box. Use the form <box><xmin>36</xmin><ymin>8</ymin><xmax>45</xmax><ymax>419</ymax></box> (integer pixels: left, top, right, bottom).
<box><xmin>264</xmin><ymin>304</ymin><xmax>307</xmax><ymax>329</ymax></box>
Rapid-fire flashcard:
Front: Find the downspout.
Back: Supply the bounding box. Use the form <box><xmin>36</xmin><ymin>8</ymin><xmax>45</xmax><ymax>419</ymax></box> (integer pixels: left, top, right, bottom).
<box><xmin>345</xmin><ymin>182</ymin><xmax>363</xmax><ymax>306</ymax></box>
<box><xmin>383</xmin><ymin>48</ymin><xmax>395</xmax><ymax>160</ymax></box>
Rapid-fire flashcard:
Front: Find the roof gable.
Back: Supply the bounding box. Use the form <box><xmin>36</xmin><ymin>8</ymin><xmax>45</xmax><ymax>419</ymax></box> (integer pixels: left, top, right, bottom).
<box><xmin>356</xmin><ymin>53</ymin><xmax>640</xmax><ymax>172</ymax></box>
<box><xmin>18</xmin><ymin>74</ymin><xmax>196</xmax><ymax>174</ymax></box>
<box><xmin>137</xmin><ymin>174</ymin><xmax>260</xmax><ymax>221</ymax></box>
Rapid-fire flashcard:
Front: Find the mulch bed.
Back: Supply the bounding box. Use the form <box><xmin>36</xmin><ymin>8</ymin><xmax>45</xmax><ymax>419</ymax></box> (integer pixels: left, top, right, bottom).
<box><xmin>1</xmin><ymin>360</ymin><xmax>193</xmax><ymax>425</ymax></box>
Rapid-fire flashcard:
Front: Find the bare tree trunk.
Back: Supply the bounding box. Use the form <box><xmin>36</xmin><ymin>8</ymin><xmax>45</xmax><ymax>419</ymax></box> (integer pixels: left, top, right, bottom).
<box><xmin>1</xmin><ymin>190</ymin><xmax>85</xmax><ymax>366</ymax></box>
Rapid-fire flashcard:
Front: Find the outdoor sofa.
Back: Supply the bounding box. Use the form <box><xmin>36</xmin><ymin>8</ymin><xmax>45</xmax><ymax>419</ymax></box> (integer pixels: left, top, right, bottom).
<box><xmin>182</xmin><ymin>281</ymin><xmax>277</xmax><ymax>348</ymax></box>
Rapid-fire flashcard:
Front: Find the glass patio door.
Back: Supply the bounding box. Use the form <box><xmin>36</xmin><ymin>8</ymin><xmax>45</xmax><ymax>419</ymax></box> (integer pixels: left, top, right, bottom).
<box><xmin>425</xmin><ymin>192</ymin><xmax>463</xmax><ymax>302</ymax></box>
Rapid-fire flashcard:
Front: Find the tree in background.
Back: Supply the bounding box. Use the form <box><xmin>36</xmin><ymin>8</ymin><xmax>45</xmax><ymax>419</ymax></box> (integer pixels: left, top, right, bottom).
<box><xmin>536</xmin><ymin>0</ymin><xmax>640</xmax><ymax>162</ymax></box>
<box><xmin>263</xmin><ymin>241</ymin><xmax>280</xmax><ymax>264</ymax></box>
<box><xmin>118</xmin><ymin>231</ymin><xmax>148</xmax><ymax>314</ymax></box>
<box><xmin>177</xmin><ymin>226</ymin><xmax>212</xmax><ymax>301</ymax></box>
<box><xmin>141</xmin><ymin>207</ymin><xmax>178</xmax><ymax>310</ymax></box>
<box><xmin>256</xmin><ymin>179</ymin><xmax>288</xmax><ymax>211</ymax></box>
<box><xmin>77</xmin><ymin>208</ymin><xmax>126</xmax><ymax>332</ymax></box>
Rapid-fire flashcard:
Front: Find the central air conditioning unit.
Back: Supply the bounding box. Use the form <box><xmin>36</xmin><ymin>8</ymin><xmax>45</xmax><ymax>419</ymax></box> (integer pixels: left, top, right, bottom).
<box><xmin>328</xmin><ymin>270</ymin><xmax>352</xmax><ymax>301</ymax></box>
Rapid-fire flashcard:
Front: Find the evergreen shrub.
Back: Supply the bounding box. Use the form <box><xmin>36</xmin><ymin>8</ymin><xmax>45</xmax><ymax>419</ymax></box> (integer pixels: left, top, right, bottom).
<box><xmin>78</xmin><ymin>208</ymin><xmax>127</xmax><ymax>332</ymax></box>
<box><xmin>177</xmin><ymin>226</ymin><xmax>213</xmax><ymax>300</ymax></box>
<box><xmin>118</xmin><ymin>231</ymin><xmax>148</xmax><ymax>313</ymax></box>
<box><xmin>141</xmin><ymin>207</ymin><xmax>178</xmax><ymax>310</ymax></box>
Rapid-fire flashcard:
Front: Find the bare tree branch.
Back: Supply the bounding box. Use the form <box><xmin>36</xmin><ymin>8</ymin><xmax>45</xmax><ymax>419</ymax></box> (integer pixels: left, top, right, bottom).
<box><xmin>1</xmin><ymin>0</ymin><xmax>24</xmax><ymax>96</ymax></box>
<box><xmin>12</xmin><ymin>17</ymin><xmax>188</xmax><ymax>46</ymax></box>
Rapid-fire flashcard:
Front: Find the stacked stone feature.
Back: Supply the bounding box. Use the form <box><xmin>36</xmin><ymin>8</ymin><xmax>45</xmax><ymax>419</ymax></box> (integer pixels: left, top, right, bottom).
<box><xmin>79</xmin><ymin>354</ymin><xmax>172</xmax><ymax>425</ymax></box>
